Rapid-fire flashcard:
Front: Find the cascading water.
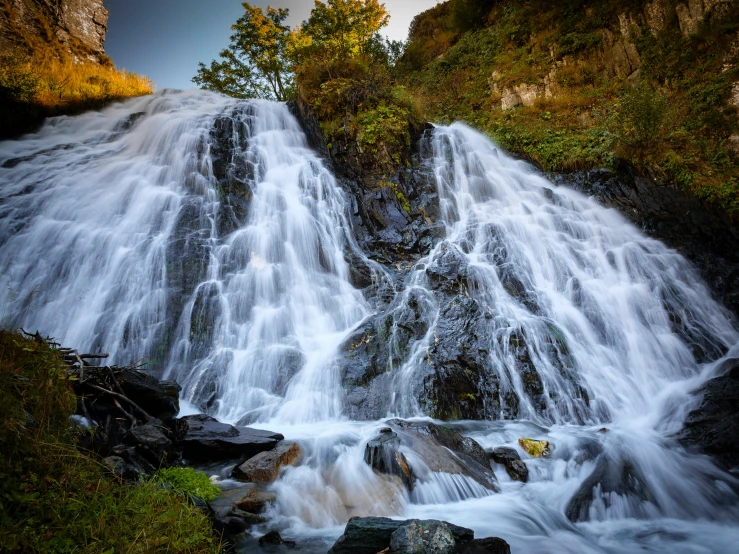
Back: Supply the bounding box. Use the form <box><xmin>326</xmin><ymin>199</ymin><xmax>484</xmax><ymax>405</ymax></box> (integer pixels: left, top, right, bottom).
<box><xmin>1</xmin><ymin>92</ymin><xmax>738</xmax><ymax>553</ymax></box>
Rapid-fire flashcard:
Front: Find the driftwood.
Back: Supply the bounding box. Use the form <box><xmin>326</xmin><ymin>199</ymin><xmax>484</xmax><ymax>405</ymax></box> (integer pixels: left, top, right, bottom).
<box><xmin>20</xmin><ymin>329</ymin><xmax>151</xmax><ymax>429</ymax></box>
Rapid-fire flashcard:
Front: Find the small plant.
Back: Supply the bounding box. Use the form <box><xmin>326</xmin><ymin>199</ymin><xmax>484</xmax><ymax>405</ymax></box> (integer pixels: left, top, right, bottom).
<box><xmin>154</xmin><ymin>467</ymin><xmax>221</xmax><ymax>503</ymax></box>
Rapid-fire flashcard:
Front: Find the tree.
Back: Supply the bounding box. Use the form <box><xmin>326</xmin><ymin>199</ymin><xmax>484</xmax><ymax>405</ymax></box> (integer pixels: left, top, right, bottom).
<box><xmin>298</xmin><ymin>0</ymin><xmax>390</xmax><ymax>61</ymax></box>
<box><xmin>193</xmin><ymin>3</ymin><xmax>293</xmax><ymax>101</ymax></box>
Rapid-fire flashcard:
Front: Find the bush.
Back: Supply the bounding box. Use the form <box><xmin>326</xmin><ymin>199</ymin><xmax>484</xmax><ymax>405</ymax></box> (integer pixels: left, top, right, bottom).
<box><xmin>154</xmin><ymin>467</ymin><xmax>221</xmax><ymax>503</ymax></box>
<box><xmin>615</xmin><ymin>81</ymin><xmax>667</xmax><ymax>163</ymax></box>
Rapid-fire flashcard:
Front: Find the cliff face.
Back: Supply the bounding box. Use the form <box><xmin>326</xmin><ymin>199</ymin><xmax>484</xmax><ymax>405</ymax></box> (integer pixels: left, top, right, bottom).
<box><xmin>0</xmin><ymin>0</ymin><xmax>108</xmax><ymax>63</ymax></box>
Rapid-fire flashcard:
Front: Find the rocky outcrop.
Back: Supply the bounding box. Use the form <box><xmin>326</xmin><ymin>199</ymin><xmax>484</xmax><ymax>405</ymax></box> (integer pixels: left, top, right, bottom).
<box><xmin>0</xmin><ymin>0</ymin><xmax>108</xmax><ymax>63</ymax></box>
<box><xmin>288</xmin><ymin>96</ymin><xmax>444</xmax><ymax>267</ymax></box>
<box><xmin>364</xmin><ymin>427</ymin><xmax>415</xmax><ymax>490</ymax></box>
<box><xmin>678</xmin><ymin>357</ymin><xmax>739</xmax><ymax>471</ymax></box>
<box><xmin>328</xmin><ymin>517</ymin><xmax>509</xmax><ymax>554</ymax></box>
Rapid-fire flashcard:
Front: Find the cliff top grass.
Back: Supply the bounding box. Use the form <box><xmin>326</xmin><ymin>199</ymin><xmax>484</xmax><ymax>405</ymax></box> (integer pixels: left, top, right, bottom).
<box><xmin>0</xmin><ymin>50</ymin><xmax>152</xmax><ymax>139</ymax></box>
<box><xmin>0</xmin><ymin>330</ymin><xmax>219</xmax><ymax>554</ymax></box>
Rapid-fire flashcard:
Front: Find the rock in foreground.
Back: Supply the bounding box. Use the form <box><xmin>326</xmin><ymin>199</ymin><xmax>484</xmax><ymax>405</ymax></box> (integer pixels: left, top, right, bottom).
<box><xmin>232</xmin><ymin>440</ymin><xmax>301</xmax><ymax>482</ymax></box>
<box><xmin>179</xmin><ymin>414</ymin><xmax>283</xmax><ymax>461</ymax></box>
<box><xmin>328</xmin><ymin>516</ymin><xmax>509</xmax><ymax>554</ymax></box>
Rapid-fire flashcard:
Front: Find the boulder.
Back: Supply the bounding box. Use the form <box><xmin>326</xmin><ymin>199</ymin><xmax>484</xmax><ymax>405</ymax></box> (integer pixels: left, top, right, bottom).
<box><xmin>489</xmin><ymin>447</ymin><xmax>529</xmax><ymax>482</ymax></box>
<box><xmin>125</xmin><ymin>422</ymin><xmax>175</xmax><ymax>465</ymax></box>
<box><xmin>565</xmin><ymin>454</ymin><xmax>653</xmax><ymax>522</ymax></box>
<box><xmin>388</xmin><ymin>420</ymin><xmax>499</xmax><ymax>492</ymax></box>
<box><xmin>235</xmin><ymin>489</ymin><xmax>277</xmax><ymax>513</ymax></box>
<box><xmin>454</xmin><ymin>537</ymin><xmax>511</xmax><ymax>554</ymax></box>
<box><xmin>101</xmin><ymin>455</ymin><xmax>139</xmax><ymax>481</ymax></box>
<box><xmin>518</xmin><ymin>438</ymin><xmax>551</xmax><ymax>458</ymax></box>
<box><xmin>328</xmin><ymin>517</ymin><xmax>473</xmax><ymax>554</ymax></box>
<box><xmin>678</xmin><ymin>358</ymin><xmax>739</xmax><ymax>471</ymax></box>
<box><xmin>117</xmin><ymin>370</ymin><xmax>181</xmax><ymax>420</ymax></box>
<box><xmin>228</xmin><ymin>508</ymin><xmax>266</xmax><ymax>525</ymax></box>
<box><xmin>178</xmin><ymin>414</ymin><xmax>283</xmax><ymax>462</ymax></box>
<box><xmin>390</xmin><ymin>520</ymin><xmax>455</xmax><ymax>554</ymax></box>
<box><xmin>364</xmin><ymin>428</ymin><xmax>415</xmax><ymax>490</ymax></box>
<box><xmin>232</xmin><ymin>441</ymin><xmax>302</xmax><ymax>483</ymax></box>
<box><xmin>258</xmin><ymin>530</ymin><xmax>296</xmax><ymax>547</ymax></box>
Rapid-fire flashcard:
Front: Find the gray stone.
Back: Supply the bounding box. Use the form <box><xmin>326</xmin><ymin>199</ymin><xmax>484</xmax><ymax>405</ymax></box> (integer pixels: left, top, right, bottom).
<box><xmin>389</xmin><ymin>520</ymin><xmax>455</xmax><ymax>554</ymax></box>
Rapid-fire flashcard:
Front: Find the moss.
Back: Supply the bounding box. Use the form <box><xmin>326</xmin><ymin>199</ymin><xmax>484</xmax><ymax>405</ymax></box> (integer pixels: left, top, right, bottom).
<box><xmin>379</xmin><ymin>179</ymin><xmax>412</xmax><ymax>214</ymax></box>
<box><xmin>154</xmin><ymin>467</ymin><xmax>221</xmax><ymax>503</ymax></box>
<box><xmin>518</xmin><ymin>437</ymin><xmax>551</xmax><ymax>458</ymax></box>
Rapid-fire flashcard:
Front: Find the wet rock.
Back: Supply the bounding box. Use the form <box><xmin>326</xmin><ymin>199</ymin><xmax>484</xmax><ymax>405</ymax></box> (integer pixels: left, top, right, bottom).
<box><xmin>258</xmin><ymin>530</ymin><xmax>296</xmax><ymax>547</ymax></box>
<box><xmin>678</xmin><ymin>358</ymin><xmax>739</xmax><ymax>471</ymax></box>
<box><xmin>117</xmin><ymin>370</ymin><xmax>181</xmax><ymax>420</ymax></box>
<box><xmin>489</xmin><ymin>447</ymin><xmax>529</xmax><ymax>482</ymax></box>
<box><xmin>364</xmin><ymin>428</ymin><xmax>415</xmax><ymax>490</ymax></box>
<box><xmin>235</xmin><ymin>489</ymin><xmax>277</xmax><ymax>513</ymax></box>
<box><xmin>101</xmin><ymin>455</ymin><xmax>139</xmax><ymax>481</ymax></box>
<box><xmin>328</xmin><ymin>517</ymin><xmax>474</xmax><ymax>554</ymax></box>
<box><xmin>125</xmin><ymin>422</ymin><xmax>175</xmax><ymax>465</ymax></box>
<box><xmin>228</xmin><ymin>508</ymin><xmax>267</xmax><ymax>525</ymax></box>
<box><xmin>390</xmin><ymin>520</ymin><xmax>455</xmax><ymax>554</ymax></box>
<box><xmin>454</xmin><ymin>537</ymin><xmax>511</xmax><ymax>554</ymax></box>
<box><xmin>232</xmin><ymin>441</ymin><xmax>302</xmax><ymax>483</ymax></box>
<box><xmin>565</xmin><ymin>454</ymin><xmax>654</xmax><ymax>522</ymax></box>
<box><xmin>221</xmin><ymin>516</ymin><xmax>249</xmax><ymax>534</ymax></box>
<box><xmin>518</xmin><ymin>438</ymin><xmax>551</xmax><ymax>458</ymax></box>
<box><xmin>388</xmin><ymin>420</ymin><xmax>499</xmax><ymax>492</ymax></box>
<box><xmin>179</xmin><ymin>414</ymin><xmax>283</xmax><ymax>462</ymax></box>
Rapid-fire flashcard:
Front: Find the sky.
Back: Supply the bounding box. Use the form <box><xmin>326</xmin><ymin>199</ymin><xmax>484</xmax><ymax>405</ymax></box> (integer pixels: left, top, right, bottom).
<box><xmin>103</xmin><ymin>0</ymin><xmax>441</xmax><ymax>90</ymax></box>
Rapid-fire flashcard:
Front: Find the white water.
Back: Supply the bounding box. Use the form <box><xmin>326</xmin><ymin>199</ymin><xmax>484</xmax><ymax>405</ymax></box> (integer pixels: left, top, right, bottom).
<box><xmin>1</xmin><ymin>92</ymin><xmax>738</xmax><ymax>553</ymax></box>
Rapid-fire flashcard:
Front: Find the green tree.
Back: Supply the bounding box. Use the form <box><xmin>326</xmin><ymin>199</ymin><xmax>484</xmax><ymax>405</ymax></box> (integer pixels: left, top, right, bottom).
<box><xmin>297</xmin><ymin>0</ymin><xmax>390</xmax><ymax>61</ymax></box>
<box><xmin>193</xmin><ymin>3</ymin><xmax>293</xmax><ymax>100</ymax></box>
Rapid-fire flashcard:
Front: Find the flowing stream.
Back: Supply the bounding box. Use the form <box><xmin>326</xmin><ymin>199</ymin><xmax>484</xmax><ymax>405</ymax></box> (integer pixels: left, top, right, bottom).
<box><xmin>1</xmin><ymin>91</ymin><xmax>738</xmax><ymax>553</ymax></box>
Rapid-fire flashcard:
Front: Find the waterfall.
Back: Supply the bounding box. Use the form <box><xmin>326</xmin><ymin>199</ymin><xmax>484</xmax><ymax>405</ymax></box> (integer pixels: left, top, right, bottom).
<box><xmin>1</xmin><ymin>92</ymin><xmax>738</xmax><ymax>553</ymax></box>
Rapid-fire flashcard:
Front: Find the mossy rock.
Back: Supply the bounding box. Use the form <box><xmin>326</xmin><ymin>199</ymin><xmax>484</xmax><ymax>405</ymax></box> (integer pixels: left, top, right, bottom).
<box><xmin>518</xmin><ymin>437</ymin><xmax>551</xmax><ymax>458</ymax></box>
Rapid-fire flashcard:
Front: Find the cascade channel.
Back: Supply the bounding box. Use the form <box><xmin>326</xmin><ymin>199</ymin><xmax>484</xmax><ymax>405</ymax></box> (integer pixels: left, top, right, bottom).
<box><xmin>1</xmin><ymin>90</ymin><xmax>738</xmax><ymax>553</ymax></box>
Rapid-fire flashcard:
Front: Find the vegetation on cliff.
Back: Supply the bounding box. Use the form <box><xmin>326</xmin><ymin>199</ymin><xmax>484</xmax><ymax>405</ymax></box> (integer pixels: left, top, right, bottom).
<box><xmin>397</xmin><ymin>0</ymin><xmax>739</xmax><ymax>212</ymax></box>
<box><xmin>0</xmin><ymin>331</ymin><xmax>218</xmax><ymax>553</ymax></box>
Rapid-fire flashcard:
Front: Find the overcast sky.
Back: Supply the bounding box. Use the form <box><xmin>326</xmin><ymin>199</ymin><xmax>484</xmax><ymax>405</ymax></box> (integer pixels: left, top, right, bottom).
<box><xmin>103</xmin><ymin>0</ymin><xmax>441</xmax><ymax>90</ymax></box>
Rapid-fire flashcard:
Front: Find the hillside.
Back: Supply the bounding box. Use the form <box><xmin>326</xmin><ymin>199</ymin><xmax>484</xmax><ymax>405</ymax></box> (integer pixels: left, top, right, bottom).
<box><xmin>0</xmin><ymin>0</ymin><xmax>151</xmax><ymax>139</ymax></box>
<box><xmin>398</xmin><ymin>0</ymin><xmax>739</xmax><ymax>213</ymax></box>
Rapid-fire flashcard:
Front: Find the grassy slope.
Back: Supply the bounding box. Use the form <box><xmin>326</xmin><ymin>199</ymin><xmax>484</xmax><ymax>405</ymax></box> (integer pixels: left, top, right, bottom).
<box><xmin>397</xmin><ymin>0</ymin><xmax>739</xmax><ymax>213</ymax></box>
<box><xmin>0</xmin><ymin>331</ymin><xmax>219</xmax><ymax>554</ymax></box>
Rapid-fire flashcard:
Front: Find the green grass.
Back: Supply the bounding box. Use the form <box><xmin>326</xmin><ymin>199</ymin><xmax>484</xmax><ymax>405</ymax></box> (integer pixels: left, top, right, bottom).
<box><xmin>0</xmin><ymin>331</ymin><xmax>219</xmax><ymax>554</ymax></box>
<box><xmin>154</xmin><ymin>467</ymin><xmax>221</xmax><ymax>503</ymax></box>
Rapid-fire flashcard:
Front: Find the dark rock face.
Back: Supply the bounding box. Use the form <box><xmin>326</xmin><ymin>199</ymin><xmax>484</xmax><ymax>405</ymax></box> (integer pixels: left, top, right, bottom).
<box><xmin>117</xmin><ymin>370</ymin><xmax>181</xmax><ymax>420</ymax></box>
<box><xmin>489</xmin><ymin>447</ymin><xmax>529</xmax><ymax>482</ymax></box>
<box><xmin>552</xmin><ymin>162</ymin><xmax>739</xmax><ymax>320</ymax></box>
<box><xmin>288</xmin><ymin>97</ymin><xmax>443</xmax><ymax>267</ymax></box>
<box><xmin>125</xmin><ymin>421</ymin><xmax>175</xmax><ymax>466</ymax></box>
<box><xmin>678</xmin><ymin>358</ymin><xmax>739</xmax><ymax>471</ymax></box>
<box><xmin>328</xmin><ymin>517</ymin><xmax>475</xmax><ymax>554</ymax></box>
<box><xmin>364</xmin><ymin>428</ymin><xmax>415</xmax><ymax>490</ymax></box>
<box><xmin>179</xmin><ymin>414</ymin><xmax>284</xmax><ymax>462</ymax></box>
<box><xmin>387</xmin><ymin>420</ymin><xmax>499</xmax><ymax>492</ymax></box>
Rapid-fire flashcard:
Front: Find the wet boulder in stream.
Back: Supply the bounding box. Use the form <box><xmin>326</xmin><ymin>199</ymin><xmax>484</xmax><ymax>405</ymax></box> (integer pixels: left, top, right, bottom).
<box><xmin>387</xmin><ymin>419</ymin><xmax>499</xmax><ymax>492</ymax></box>
<box><xmin>178</xmin><ymin>414</ymin><xmax>283</xmax><ymax>462</ymax></box>
<box><xmin>364</xmin><ymin>427</ymin><xmax>415</xmax><ymax>490</ymax></box>
<box><xmin>488</xmin><ymin>447</ymin><xmax>529</xmax><ymax>482</ymax></box>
